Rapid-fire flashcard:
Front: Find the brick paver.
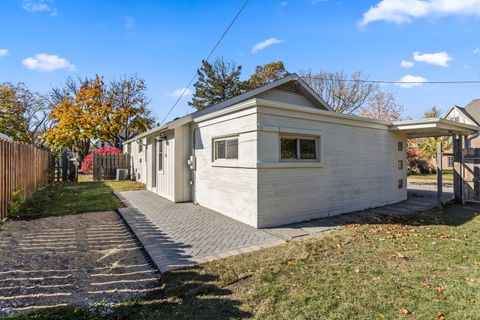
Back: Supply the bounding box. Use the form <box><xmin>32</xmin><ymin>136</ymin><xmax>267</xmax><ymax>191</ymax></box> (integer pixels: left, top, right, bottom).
<box><xmin>115</xmin><ymin>191</ymin><xmax>283</xmax><ymax>272</ymax></box>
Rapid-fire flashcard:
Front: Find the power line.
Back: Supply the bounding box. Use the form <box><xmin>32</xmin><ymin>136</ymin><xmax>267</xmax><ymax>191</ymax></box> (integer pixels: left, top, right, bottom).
<box><xmin>160</xmin><ymin>0</ymin><xmax>250</xmax><ymax>124</ymax></box>
<box><xmin>301</xmin><ymin>76</ymin><xmax>480</xmax><ymax>85</ymax></box>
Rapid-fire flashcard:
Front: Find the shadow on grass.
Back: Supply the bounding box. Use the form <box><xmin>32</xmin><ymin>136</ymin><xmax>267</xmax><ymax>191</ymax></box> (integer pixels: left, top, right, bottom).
<box><xmin>6</xmin><ymin>268</ymin><xmax>251</xmax><ymax>320</ymax></box>
<box><xmin>266</xmin><ymin>201</ymin><xmax>480</xmax><ymax>238</ymax></box>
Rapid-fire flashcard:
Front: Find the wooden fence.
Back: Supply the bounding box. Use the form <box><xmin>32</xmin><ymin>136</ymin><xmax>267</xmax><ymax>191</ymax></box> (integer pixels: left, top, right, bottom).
<box><xmin>93</xmin><ymin>153</ymin><xmax>130</xmax><ymax>180</ymax></box>
<box><xmin>0</xmin><ymin>137</ymin><xmax>53</xmax><ymax>219</ymax></box>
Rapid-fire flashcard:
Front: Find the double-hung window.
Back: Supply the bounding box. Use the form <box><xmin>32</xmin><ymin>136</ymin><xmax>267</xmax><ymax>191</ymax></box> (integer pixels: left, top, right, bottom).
<box><xmin>280</xmin><ymin>137</ymin><xmax>319</xmax><ymax>161</ymax></box>
<box><xmin>214</xmin><ymin>137</ymin><xmax>238</xmax><ymax>160</ymax></box>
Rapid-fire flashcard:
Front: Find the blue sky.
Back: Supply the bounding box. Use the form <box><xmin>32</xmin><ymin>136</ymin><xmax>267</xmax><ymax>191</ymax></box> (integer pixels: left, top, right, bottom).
<box><xmin>1</xmin><ymin>0</ymin><xmax>480</xmax><ymax>121</ymax></box>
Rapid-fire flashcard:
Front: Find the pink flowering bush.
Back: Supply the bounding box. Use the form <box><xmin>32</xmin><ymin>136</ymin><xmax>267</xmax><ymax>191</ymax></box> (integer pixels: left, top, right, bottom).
<box><xmin>81</xmin><ymin>146</ymin><xmax>123</xmax><ymax>174</ymax></box>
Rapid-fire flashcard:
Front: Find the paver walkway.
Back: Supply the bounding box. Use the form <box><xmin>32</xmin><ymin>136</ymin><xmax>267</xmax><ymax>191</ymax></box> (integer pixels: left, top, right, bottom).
<box><xmin>116</xmin><ymin>191</ymin><xmax>283</xmax><ymax>272</ymax></box>
<box><xmin>117</xmin><ymin>182</ymin><xmax>445</xmax><ymax>271</ymax></box>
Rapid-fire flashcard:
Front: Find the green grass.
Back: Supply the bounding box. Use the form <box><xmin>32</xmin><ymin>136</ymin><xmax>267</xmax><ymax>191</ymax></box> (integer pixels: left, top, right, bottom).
<box><xmin>10</xmin><ymin>176</ymin><xmax>145</xmax><ymax>219</ymax></box>
<box><xmin>6</xmin><ymin>204</ymin><xmax>480</xmax><ymax>319</ymax></box>
<box><xmin>408</xmin><ymin>171</ymin><xmax>454</xmax><ymax>182</ymax></box>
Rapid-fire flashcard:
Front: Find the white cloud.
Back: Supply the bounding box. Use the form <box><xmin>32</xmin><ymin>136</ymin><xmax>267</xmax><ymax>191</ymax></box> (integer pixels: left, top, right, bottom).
<box><xmin>124</xmin><ymin>16</ymin><xmax>135</xmax><ymax>30</ymax></box>
<box><xmin>251</xmin><ymin>38</ymin><xmax>284</xmax><ymax>53</ymax></box>
<box><xmin>360</xmin><ymin>0</ymin><xmax>480</xmax><ymax>26</ymax></box>
<box><xmin>474</xmin><ymin>48</ymin><xmax>480</xmax><ymax>53</ymax></box>
<box><xmin>413</xmin><ymin>51</ymin><xmax>452</xmax><ymax>67</ymax></box>
<box><xmin>167</xmin><ymin>87</ymin><xmax>192</xmax><ymax>98</ymax></box>
<box><xmin>397</xmin><ymin>74</ymin><xmax>427</xmax><ymax>88</ymax></box>
<box><xmin>22</xmin><ymin>53</ymin><xmax>76</xmax><ymax>72</ymax></box>
<box><xmin>22</xmin><ymin>0</ymin><xmax>58</xmax><ymax>16</ymax></box>
<box><xmin>400</xmin><ymin>60</ymin><xmax>414</xmax><ymax>68</ymax></box>
<box><xmin>0</xmin><ymin>49</ymin><xmax>8</xmax><ymax>58</ymax></box>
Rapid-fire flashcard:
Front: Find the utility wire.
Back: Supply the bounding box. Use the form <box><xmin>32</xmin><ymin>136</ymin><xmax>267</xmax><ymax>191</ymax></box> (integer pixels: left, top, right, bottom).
<box><xmin>160</xmin><ymin>0</ymin><xmax>250</xmax><ymax>125</ymax></box>
<box><xmin>301</xmin><ymin>76</ymin><xmax>480</xmax><ymax>85</ymax></box>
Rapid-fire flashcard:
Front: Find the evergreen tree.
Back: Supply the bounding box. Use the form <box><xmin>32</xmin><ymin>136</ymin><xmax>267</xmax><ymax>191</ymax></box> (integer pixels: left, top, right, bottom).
<box><xmin>189</xmin><ymin>58</ymin><xmax>243</xmax><ymax>110</ymax></box>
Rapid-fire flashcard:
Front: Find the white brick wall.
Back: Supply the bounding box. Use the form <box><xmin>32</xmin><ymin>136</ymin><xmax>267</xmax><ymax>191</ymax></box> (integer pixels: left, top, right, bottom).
<box><xmin>256</xmin><ymin>111</ymin><xmax>407</xmax><ymax>227</ymax></box>
<box><xmin>193</xmin><ymin>111</ymin><xmax>259</xmax><ymax>227</ymax></box>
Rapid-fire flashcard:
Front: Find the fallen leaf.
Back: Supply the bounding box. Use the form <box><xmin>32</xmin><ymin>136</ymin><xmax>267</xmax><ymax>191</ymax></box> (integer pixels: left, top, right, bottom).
<box><xmin>463</xmin><ymin>255</ymin><xmax>469</xmax><ymax>260</ymax></box>
<box><xmin>354</xmin><ymin>268</ymin><xmax>360</xmax><ymax>273</ymax></box>
<box><xmin>401</xmin><ymin>308</ymin><xmax>410</xmax><ymax>315</ymax></box>
<box><xmin>378</xmin><ymin>313</ymin><xmax>385</xmax><ymax>318</ymax></box>
<box><xmin>422</xmin><ymin>280</ymin><xmax>430</xmax><ymax>288</ymax></box>
<box><xmin>436</xmin><ymin>286</ymin><xmax>445</xmax><ymax>293</ymax></box>
<box><xmin>436</xmin><ymin>313</ymin><xmax>445</xmax><ymax>320</ymax></box>
<box><xmin>287</xmin><ymin>259</ymin><xmax>295</xmax><ymax>265</ymax></box>
<box><xmin>396</xmin><ymin>252</ymin><xmax>407</xmax><ymax>259</ymax></box>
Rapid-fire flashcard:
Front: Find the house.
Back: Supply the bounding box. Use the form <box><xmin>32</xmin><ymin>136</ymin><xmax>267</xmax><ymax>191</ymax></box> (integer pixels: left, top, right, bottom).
<box><xmin>432</xmin><ymin>99</ymin><xmax>480</xmax><ymax>169</ymax></box>
<box><xmin>123</xmin><ymin>75</ymin><xmax>477</xmax><ymax>228</ymax></box>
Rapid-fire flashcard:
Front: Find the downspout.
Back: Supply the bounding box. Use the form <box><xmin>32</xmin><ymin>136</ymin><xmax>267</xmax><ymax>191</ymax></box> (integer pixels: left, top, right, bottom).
<box><xmin>190</xmin><ymin>125</ymin><xmax>196</xmax><ymax>203</ymax></box>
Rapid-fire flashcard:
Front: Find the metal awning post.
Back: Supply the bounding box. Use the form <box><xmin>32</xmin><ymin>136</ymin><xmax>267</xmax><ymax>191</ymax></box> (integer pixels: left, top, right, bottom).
<box><xmin>436</xmin><ymin>141</ymin><xmax>443</xmax><ymax>209</ymax></box>
<box><xmin>453</xmin><ymin>135</ymin><xmax>463</xmax><ymax>203</ymax></box>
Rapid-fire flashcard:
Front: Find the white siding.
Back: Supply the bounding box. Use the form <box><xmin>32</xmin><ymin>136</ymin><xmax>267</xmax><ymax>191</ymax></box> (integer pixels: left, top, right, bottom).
<box><xmin>256</xmin><ymin>109</ymin><xmax>407</xmax><ymax>228</ymax></box>
<box><xmin>193</xmin><ymin>109</ymin><xmax>259</xmax><ymax>227</ymax></box>
<box><xmin>445</xmin><ymin>107</ymin><xmax>476</xmax><ymax>125</ymax></box>
<box><xmin>257</xmin><ymin>89</ymin><xmax>319</xmax><ymax>109</ymax></box>
<box><xmin>128</xmin><ymin>138</ymin><xmax>147</xmax><ymax>184</ymax></box>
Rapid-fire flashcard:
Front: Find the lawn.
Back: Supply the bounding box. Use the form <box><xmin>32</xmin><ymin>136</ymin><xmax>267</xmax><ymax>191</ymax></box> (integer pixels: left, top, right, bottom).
<box><xmin>6</xmin><ymin>204</ymin><xmax>480</xmax><ymax>319</ymax></box>
<box><xmin>408</xmin><ymin>170</ymin><xmax>454</xmax><ymax>182</ymax></box>
<box><xmin>11</xmin><ymin>175</ymin><xmax>145</xmax><ymax>219</ymax></box>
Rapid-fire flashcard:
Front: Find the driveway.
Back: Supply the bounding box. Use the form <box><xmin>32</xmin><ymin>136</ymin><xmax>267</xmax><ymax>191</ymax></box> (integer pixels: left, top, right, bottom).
<box><xmin>407</xmin><ymin>179</ymin><xmax>454</xmax><ymax>201</ymax></box>
<box><xmin>116</xmin><ymin>191</ymin><xmax>283</xmax><ymax>272</ymax></box>
<box><xmin>0</xmin><ymin>211</ymin><xmax>161</xmax><ymax>316</ymax></box>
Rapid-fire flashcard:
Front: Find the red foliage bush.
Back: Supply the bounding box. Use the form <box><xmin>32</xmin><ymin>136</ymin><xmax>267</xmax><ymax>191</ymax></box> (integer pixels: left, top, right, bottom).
<box><xmin>81</xmin><ymin>146</ymin><xmax>123</xmax><ymax>174</ymax></box>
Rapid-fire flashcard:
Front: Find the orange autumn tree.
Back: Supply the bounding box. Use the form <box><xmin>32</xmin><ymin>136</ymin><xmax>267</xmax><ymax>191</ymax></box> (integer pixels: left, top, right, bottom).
<box><xmin>46</xmin><ymin>74</ymin><xmax>154</xmax><ymax>162</ymax></box>
<box><xmin>46</xmin><ymin>75</ymin><xmax>110</xmax><ymax>162</ymax></box>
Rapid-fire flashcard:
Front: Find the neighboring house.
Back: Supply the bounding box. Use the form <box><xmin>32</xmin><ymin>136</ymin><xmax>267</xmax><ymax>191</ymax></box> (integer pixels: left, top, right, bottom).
<box><xmin>432</xmin><ymin>100</ymin><xmax>480</xmax><ymax>169</ymax></box>
<box><xmin>123</xmin><ymin>75</ymin><xmax>477</xmax><ymax>228</ymax></box>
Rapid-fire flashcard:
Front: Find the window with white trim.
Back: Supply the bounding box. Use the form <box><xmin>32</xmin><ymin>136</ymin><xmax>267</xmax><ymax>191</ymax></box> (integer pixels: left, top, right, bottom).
<box><xmin>280</xmin><ymin>136</ymin><xmax>319</xmax><ymax>161</ymax></box>
<box><xmin>158</xmin><ymin>140</ymin><xmax>163</xmax><ymax>172</ymax></box>
<box><xmin>214</xmin><ymin>137</ymin><xmax>238</xmax><ymax>160</ymax></box>
<box><xmin>448</xmin><ymin>156</ymin><xmax>454</xmax><ymax>168</ymax></box>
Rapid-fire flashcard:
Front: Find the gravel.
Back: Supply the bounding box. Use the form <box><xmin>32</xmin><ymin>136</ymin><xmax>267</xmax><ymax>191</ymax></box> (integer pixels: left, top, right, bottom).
<box><xmin>0</xmin><ymin>211</ymin><xmax>162</xmax><ymax>315</ymax></box>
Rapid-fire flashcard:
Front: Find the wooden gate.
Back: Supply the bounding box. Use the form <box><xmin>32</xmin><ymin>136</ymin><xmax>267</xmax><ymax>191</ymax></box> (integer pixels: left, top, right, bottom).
<box><xmin>93</xmin><ymin>153</ymin><xmax>130</xmax><ymax>180</ymax></box>
<box><xmin>462</xmin><ymin>148</ymin><xmax>480</xmax><ymax>203</ymax></box>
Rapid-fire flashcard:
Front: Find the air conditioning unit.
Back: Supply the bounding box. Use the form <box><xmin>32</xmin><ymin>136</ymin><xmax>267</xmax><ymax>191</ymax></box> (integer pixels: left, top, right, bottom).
<box><xmin>116</xmin><ymin>169</ymin><xmax>128</xmax><ymax>181</ymax></box>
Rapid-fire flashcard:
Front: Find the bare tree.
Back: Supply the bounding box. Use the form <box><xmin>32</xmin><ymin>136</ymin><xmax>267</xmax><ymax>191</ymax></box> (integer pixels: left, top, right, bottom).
<box><xmin>358</xmin><ymin>91</ymin><xmax>404</xmax><ymax>121</ymax></box>
<box><xmin>16</xmin><ymin>84</ymin><xmax>51</xmax><ymax>146</ymax></box>
<box><xmin>300</xmin><ymin>70</ymin><xmax>378</xmax><ymax>114</ymax></box>
<box><xmin>104</xmin><ymin>74</ymin><xmax>155</xmax><ymax>147</ymax></box>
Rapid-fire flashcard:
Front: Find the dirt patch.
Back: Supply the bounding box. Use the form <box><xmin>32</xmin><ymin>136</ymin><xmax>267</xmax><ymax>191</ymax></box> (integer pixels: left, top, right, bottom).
<box><xmin>0</xmin><ymin>211</ymin><xmax>162</xmax><ymax>316</ymax></box>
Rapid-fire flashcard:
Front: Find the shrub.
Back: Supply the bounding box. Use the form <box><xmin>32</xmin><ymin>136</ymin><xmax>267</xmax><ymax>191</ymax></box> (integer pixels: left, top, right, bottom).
<box><xmin>81</xmin><ymin>146</ymin><xmax>123</xmax><ymax>174</ymax></box>
<box><xmin>8</xmin><ymin>189</ymin><xmax>25</xmax><ymax>217</ymax></box>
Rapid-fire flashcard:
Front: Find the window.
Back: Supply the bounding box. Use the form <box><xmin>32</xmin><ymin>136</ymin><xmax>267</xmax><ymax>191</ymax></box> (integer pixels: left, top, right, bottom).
<box><xmin>397</xmin><ymin>142</ymin><xmax>403</xmax><ymax>152</ymax></box>
<box><xmin>138</xmin><ymin>142</ymin><xmax>143</xmax><ymax>152</ymax></box>
<box><xmin>398</xmin><ymin>179</ymin><xmax>404</xmax><ymax>189</ymax></box>
<box><xmin>448</xmin><ymin>156</ymin><xmax>454</xmax><ymax>168</ymax></box>
<box><xmin>398</xmin><ymin>160</ymin><xmax>403</xmax><ymax>170</ymax></box>
<box><xmin>280</xmin><ymin>137</ymin><xmax>318</xmax><ymax>161</ymax></box>
<box><xmin>158</xmin><ymin>140</ymin><xmax>163</xmax><ymax>172</ymax></box>
<box><xmin>214</xmin><ymin>137</ymin><xmax>238</xmax><ymax>160</ymax></box>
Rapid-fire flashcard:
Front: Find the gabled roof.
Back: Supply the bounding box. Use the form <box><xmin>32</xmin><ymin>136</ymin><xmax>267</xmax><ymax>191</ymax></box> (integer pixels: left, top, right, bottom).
<box><xmin>443</xmin><ymin>101</ymin><xmax>480</xmax><ymax>126</ymax></box>
<box><xmin>124</xmin><ymin>74</ymin><xmax>333</xmax><ymax>143</ymax></box>
<box><xmin>463</xmin><ymin>99</ymin><xmax>480</xmax><ymax>126</ymax></box>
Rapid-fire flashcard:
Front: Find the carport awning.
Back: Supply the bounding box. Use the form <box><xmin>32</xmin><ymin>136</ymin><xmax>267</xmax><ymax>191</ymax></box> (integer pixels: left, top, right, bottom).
<box><xmin>391</xmin><ymin>118</ymin><xmax>479</xmax><ymax>138</ymax></box>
